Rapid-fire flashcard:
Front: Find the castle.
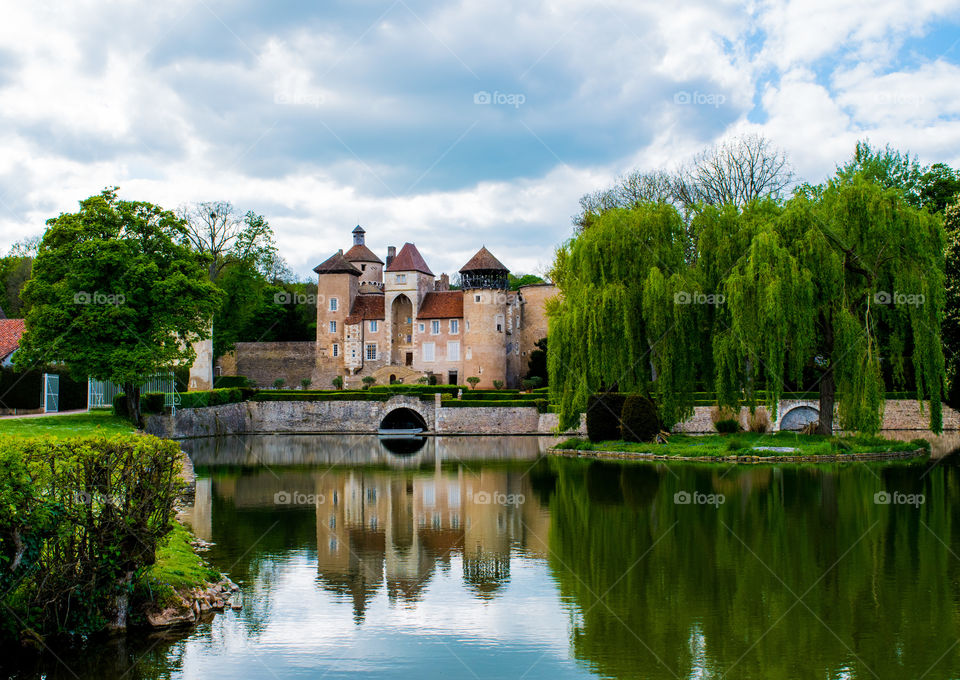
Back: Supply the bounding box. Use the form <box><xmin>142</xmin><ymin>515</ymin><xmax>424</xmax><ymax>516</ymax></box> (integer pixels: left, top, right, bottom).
<box><xmin>312</xmin><ymin>226</ymin><xmax>555</xmax><ymax>388</ymax></box>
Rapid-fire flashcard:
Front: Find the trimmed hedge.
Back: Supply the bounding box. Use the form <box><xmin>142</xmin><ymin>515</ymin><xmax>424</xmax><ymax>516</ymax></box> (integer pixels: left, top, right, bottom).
<box><xmin>0</xmin><ymin>434</ymin><xmax>183</xmax><ymax>641</ymax></box>
<box><xmin>214</xmin><ymin>375</ymin><xmax>253</xmax><ymax>389</ymax></box>
<box><xmin>253</xmin><ymin>391</ymin><xmax>392</xmax><ymax>402</ymax></box>
<box><xmin>178</xmin><ymin>388</ymin><xmax>245</xmax><ymax>409</ymax></box>
<box><xmin>620</xmin><ymin>395</ymin><xmax>660</xmax><ymax>443</ymax></box>
<box><xmin>367</xmin><ymin>385</ymin><xmax>463</xmax><ymax>396</ymax></box>
<box><xmin>441</xmin><ymin>398</ymin><xmax>548</xmax><ymax>413</ymax></box>
<box><xmin>459</xmin><ymin>392</ymin><xmax>542</xmax><ymax>401</ymax></box>
<box><xmin>586</xmin><ymin>393</ymin><xmax>628</xmax><ymax>442</ymax></box>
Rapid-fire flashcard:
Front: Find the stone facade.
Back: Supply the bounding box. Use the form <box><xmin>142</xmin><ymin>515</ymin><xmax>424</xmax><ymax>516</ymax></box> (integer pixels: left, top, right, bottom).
<box><xmin>312</xmin><ymin>226</ymin><xmax>557</xmax><ymax>389</ymax></box>
<box><xmin>216</xmin><ymin>341</ymin><xmax>316</xmax><ymax>388</ymax></box>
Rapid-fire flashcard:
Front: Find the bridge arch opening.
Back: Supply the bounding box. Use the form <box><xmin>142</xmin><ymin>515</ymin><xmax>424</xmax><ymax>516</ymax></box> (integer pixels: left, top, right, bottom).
<box><xmin>380</xmin><ymin>407</ymin><xmax>428</xmax><ymax>432</ymax></box>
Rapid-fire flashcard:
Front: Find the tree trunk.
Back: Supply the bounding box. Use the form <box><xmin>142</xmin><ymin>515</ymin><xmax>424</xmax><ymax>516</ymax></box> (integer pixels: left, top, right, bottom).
<box><xmin>816</xmin><ymin>319</ymin><xmax>834</xmax><ymax>435</ymax></box>
<box><xmin>108</xmin><ymin>570</ymin><xmax>134</xmax><ymax>631</ymax></box>
<box><xmin>124</xmin><ymin>382</ymin><xmax>142</xmax><ymax>428</ymax></box>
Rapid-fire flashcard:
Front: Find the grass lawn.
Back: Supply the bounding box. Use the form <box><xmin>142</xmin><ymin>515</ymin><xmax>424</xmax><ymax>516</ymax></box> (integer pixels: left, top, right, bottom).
<box><xmin>0</xmin><ymin>409</ymin><xmax>134</xmax><ymax>438</ymax></box>
<box><xmin>554</xmin><ymin>431</ymin><xmax>932</xmax><ymax>457</ymax></box>
<box><xmin>133</xmin><ymin>521</ymin><xmax>221</xmax><ymax>611</ymax></box>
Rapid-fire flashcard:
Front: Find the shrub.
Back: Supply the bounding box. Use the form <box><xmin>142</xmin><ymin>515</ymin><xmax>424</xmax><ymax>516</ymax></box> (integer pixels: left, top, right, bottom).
<box><xmin>416</xmin><ymin>376</ymin><xmax>429</xmax><ymax>384</ymax></box>
<box><xmin>746</xmin><ymin>407</ymin><xmax>771</xmax><ymax>433</ymax></box>
<box><xmin>619</xmin><ymin>395</ymin><xmax>660</xmax><ymax>443</ymax></box>
<box><xmin>522</xmin><ymin>376</ymin><xmax>544</xmax><ymax>391</ymax></box>
<box><xmin>332</xmin><ymin>376</ymin><xmax>344</xmax><ymax>389</ymax></box>
<box><xmin>586</xmin><ymin>393</ymin><xmax>628</xmax><ymax>442</ymax></box>
<box><xmin>466</xmin><ymin>377</ymin><xmax>481</xmax><ymax>389</ymax></box>
<box><xmin>141</xmin><ymin>392</ymin><xmax>166</xmax><ymax>414</ymax></box>
<box><xmin>213</xmin><ymin>375</ymin><xmax>252</xmax><ymax>389</ymax></box>
<box><xmin>178</xmin><ymin>388</ymin><xmax>244</xmax><ymax>409</ymax></box>
<box><xmin>493</xmin><ymin>380</ymin><xmax>504</xmax><ymax>390</ymax></box>
<box><xmin>272</xmin><ymin>378</ymin><xmax>286</xmax><ymax>389</ymax></box>
<box><xmin>0</xmin><ymin>435</ymin><xmax>183</xmax><ymax>641</ymax></box>
<box><xmin>300</xmin><ymin>378</ymin><xmax>312</xmax><ymax>389</ymax></box>
<box><xmin>711</xmin><ymin>405</ymin><xmax>741</xmax><ymax>433</ymax></box>
<box><xmin>362</xmin><ymin>376</ymin><xmax>376</xmax><ymax>388</ymax></box>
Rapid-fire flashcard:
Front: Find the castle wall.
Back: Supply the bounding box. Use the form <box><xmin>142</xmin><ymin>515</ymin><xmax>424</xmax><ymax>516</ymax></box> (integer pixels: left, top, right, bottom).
<box><xmin>216</xmin><ymin>341</ymin><xmax>317</xmax><ymax>388</ymax></box>
<box><xmin>461</xmin><ymin>288</ymin><xmax>509</xmax><ymax>388</ymax></box>
<box><xmin>414</xmin><ymin>317</ymin><xmax>463</xmax><ymax>384</ymax></box>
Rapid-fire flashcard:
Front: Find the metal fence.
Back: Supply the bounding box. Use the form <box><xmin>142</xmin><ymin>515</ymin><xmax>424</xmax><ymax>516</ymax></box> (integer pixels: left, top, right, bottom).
<box><xmin>87</xmin><ymin>372</ymin><xmax>180</xmax><ymax>414</ymax></box>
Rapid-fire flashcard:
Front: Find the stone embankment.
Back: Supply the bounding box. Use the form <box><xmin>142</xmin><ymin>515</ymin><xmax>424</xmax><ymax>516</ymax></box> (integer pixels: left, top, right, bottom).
<box><xmin>549</xmin><ymin>448</ymin><xmax>925</xmax><ymax>464</ymax></box>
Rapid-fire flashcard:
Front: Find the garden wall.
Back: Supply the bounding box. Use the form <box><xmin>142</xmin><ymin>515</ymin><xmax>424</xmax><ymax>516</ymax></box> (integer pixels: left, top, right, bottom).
<box><xmin>216</xmin><ymin>342</ymin><xmax>315</xmax><ymax>388</ymax></box>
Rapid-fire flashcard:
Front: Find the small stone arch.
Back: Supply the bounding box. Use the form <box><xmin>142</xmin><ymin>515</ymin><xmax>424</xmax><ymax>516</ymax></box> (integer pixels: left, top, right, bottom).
<box><xmin>779</xmin><ymin>405</ymin><xmax>820</xmax><ymax>431</ymax></box>
<box><xmin>380</xmin><ymin>407</ymin><xmax>428</xmax><ymax>431</ymax></box>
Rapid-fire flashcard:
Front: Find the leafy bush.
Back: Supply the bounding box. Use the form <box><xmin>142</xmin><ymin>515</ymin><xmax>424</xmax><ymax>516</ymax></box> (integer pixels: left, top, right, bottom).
<box><xmin>253</xmin><ymin>391</ymin><xmax>392</xmax><ymax>402</ymax></box>
<box><xmin>440</xmin><ymin>398</ymin><xmax>548</xmax><ymax>412</ymax></box>
<box><xmin>521</xmin><ymin>376</ymin><xmax>544</xmax><ymax>390</ymax></box>
<box><xmin>300</xmin><ymin>378</ymin><xmax>312</xmax><ymax>389</ymax></box>
<box><xmin>586</xmin><ymin>393</ymin><xmax>628</xmax><ymax>442</ymax></box>
<box><xmin>362</xmin><ymin>376</ymin><xmax>376</xmax><ymax>388</ymax></box>
<box><xmin>711</xmin><ymin>405</ymin><xmax>741</xmax><ymax>433</ymax></box>
<box><xmin>466</xmin><ymin>377</ymin><xmax>480</xmax><ymax>389</ymax></box>
<box><xmin>332</xmin><ymin>376</ymin><xmax>344</xmax><ymax>389</ymax></box>
<box><xmin>0</xmin><ymin>434</ymin><xmax>183</xmax><ymax>641</ymax></box>
<box><xmin>715</xmin><ymin>419</ymin><xmax>740</xmax><ymax>433</ymax></box>
<box><xmin>141</xmin><ymin>392</ymin><xmax>166</xmax><ymax>414</ymax></box>
<box><xmin>492</xmin><ymin>380</ymin><xmax>504</xmax><ymax>390</ymax></box>
<box><xmin>213</xmin><ymin>375</ymin><xmax>252</xmax><ymax>389</ymax></box>
<box><xmin>178</xmin><ymin>388</ymin><xmax>244</xmax><ymax>409</ymax></box>
<box><xmin>272</xmin><ymin>378</ymin><xmax>286</xmax><ymax>389</ymax></box>
<box><xmin>619</xmin><ymin>395</ymin><xmax>660</xmax><ymax>443</ymax></box>
<box><xmin>746</xmin><ymin>407</ymin><xmax>771</xmax><ymax>433</ymax></box>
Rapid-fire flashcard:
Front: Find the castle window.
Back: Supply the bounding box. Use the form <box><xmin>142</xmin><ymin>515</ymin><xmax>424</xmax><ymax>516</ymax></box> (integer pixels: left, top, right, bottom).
<box><xmin>329</xmin><ymin>298</ymin><xmax>338</xmax><ymax>312</ymax></box>
<box><xmin>474</xmin><ymin>294</ymin><xmax>481</xmax><ymax>303</ymax></box>
<box><xmin>369</xmin><ymin>320</ymin><xmax>378</xmax><ymax>333</ymax></box>
<box><xmin>450</xmin><ymin>319</ymin><xmax>459</xmax><ymax>334</ymax></box>
<box><xmin>361</xmin><ymin>264</ymin><xmax>366</xmax><ymax>271</ymax></box>
<box><xmin>495</xmin><ymin>314</ymin><xmax>504</xmax><ymax>332</ymax></box>
<box><xmin>397</xmin><ymin>274</ymin><xmax>407</xmax><ymax>283</ymax></box>
<box><xmin>466</xmin><ymin>320</ymin><xmax>471</xmax><ymax>331</ymax></box>
<box><xmin>329</xmin><ymin>320</ymin><xmax>337</xmax><ymax>333</ymax></box>
<box><xmin>447</xmin><ymin>341</ymin><xmax>460</xmax><ymax>361</ymax></box>
<box><xmin>422</xmin><ymin>343</ymin><xmax>435</xmax><ymax>362</ymax></box>
<box><xmin>465</xmin><ymin>347</ymin><xmax>472</xmax><ymax>360</ymax></box>
<box><xmin>418</xmin><ymin>323</ymin><xmax>425</xmax><ymax>332</ymax></box>
<box><xmin>332</xmin><ymin>344</ymin><xmax>339</xmax><ymax>357</ymax></box>
<box><xmin>431</xmin><ymin>320</ymin><xmax>440</xmax><ymax>335</ymax></box>
<box><xmin>365</xmin><ymin>343</ymin><xmax>377</xmax><ymax>361</ymax></box>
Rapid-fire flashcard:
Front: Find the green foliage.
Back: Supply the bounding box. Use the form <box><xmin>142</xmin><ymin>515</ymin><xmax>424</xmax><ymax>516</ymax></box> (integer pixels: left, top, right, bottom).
<box><xmin>272</xmin><ymin>378</ymin><xmax>286</xmax><ymax>389</ymax></box>
<box><xmin>0</xmin><ymin>411</ymin><xmax>132</xmax><ymax>438</ymax></box>
<box><xmin>619</xmin><ymin>395</ymin><xmax>660</xmax><ymax>442</ymax></box>
<box><xmin>300</xmin><ymin>378</ymin><xmax>312</xmax><ymax>389</ymax></box>
<box><xmin>466</xmin><ymin>377</ymin><xmax>481</xmax><ymax>389</ymax></box>
<box><xmin>14</xmin><ymin>188</ymin><xmax>223</xmax><ymax>426</ymax></box>
<box><xmin>549</xmin><ymin>204</ymin><xmax>690</xmax><ymax>430</ymax></box>
<box><xmin>0</xmin><ymin>434</ymin><xmax>183</xmax><ymax>641</ymax></box>
<box><xmin>362</xmin><ymin>376</ymin><xmax>376</xmax><ymax>387</ymax></box>
<box><xmin>919</xmin><ymin>163</ymin><xmax>960</xmax><ymax>213</ymax></box>
<box><xmin>331</xmin><ymin>376</ymin><xmax>344</xmax><ymax>389</ymax></box>
<box><xmin>714</xmin><ymin>418</ymin><xmax>740</xmax><ymax>434</ymax></box>
<box><xmin>508</xmin><ymin>273</ymin><xmax>546</xmax><ymax>290</ymax></box>
<box><xmin>522</xmin><ymin>376</ymin><xmax>544</xmax><ymax>390</ymax></box>
<box><xmin>492</xmin><ymin>380</ymin><xmax>504</xmax><ymax>390</ymax></box>
<box><xmin>525</xmin><ymin>337</ymin><xmax>548</xmax><ymax>385</ymax></box>
<box><xmin>141</xmin><ymin>392</ymin><xmax>165</xmax><ymax>414</ymax></box>
<box><xmin>586</xmin><ymin>393</ymin><xmax>628</xmax><ymax>442</ymax></box>
<box><xmin>178</xmin><ymin>388</ymin><xmax>244</xmax><ymax>409</ymax></box>
<box><xmin>214</xmin><ymin>375</ymin><xmax>253</xmax><ymax>389</ymax></box>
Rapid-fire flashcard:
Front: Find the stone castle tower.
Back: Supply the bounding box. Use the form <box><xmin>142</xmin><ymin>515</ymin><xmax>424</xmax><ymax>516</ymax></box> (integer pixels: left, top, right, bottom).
<box><xmin>312</xmin><ymin>226</ymin><xmax>556</xmax><ymax>388</ymax></box>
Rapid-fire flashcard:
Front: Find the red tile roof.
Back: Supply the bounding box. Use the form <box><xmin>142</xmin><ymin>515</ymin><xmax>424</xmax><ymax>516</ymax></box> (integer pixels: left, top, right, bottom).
<box><xmin>459</xmin><ymin>246</ymin><xmax>508</xmax><ymax>272</ymax></box>
<box><xmin>385</xmin><ymin>243</ymin><xmax>433</xmax><ymax>276</ymax></box>
<box><xmin>313</xmin><ymin>251</ymin><xmax>362</xmax><ymax>275</ymax></box>
<box><xmin>345</xmin><ymin>294</ymin><xmax>385</xmax><ymax>324</ymax></box>
<box><xmin>417</xmin><ymin>291</ymin><xmax>463</xmax><ymax>319</ymax></box>
<box><xmin>343</xmin><ymin>243</ymin><xmax>383</xmax><ymax>264</ymax></box>
<box><xmin>0</xmin><ymin>319</ymin><xmax>26</xmax><ymax>359</ymax></box>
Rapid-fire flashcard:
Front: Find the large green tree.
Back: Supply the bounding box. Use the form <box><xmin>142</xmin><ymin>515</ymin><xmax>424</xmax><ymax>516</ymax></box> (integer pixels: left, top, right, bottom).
<box><xmin>15</xmin><ymin>189</ymin><xmax>223</xmax><ymax>425</ymax></box>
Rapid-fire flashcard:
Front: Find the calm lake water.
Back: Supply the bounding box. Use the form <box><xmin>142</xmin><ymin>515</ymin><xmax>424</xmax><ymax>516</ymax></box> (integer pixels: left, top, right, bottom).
<box><xmin>9</xmin><ymin>434</ymin><xmax>960</xmax><ymax>679</ymax></box>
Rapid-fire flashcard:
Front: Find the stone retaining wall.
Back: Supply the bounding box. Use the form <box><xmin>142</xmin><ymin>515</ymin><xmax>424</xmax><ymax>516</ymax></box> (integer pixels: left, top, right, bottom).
<box><xmin>216</xmin><ymin>342</ymin><xmax>316</xmax><ymax>388</ymax></box>
<box><xmin>146</xmin><ymin>398</ymin><xmax>586</xmax><ymax>439</ymax></box>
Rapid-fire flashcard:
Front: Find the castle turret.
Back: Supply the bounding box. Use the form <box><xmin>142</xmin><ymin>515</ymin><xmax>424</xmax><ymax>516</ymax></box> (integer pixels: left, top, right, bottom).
<box><xmin>385</xmin><ymin>243</ymin><xmax>434</xmax><ymax>367</ymax></box>
<box><xmin>343</xmin><ymin>225</ymin><xmax>385</xmax><ymax>287</ymax></box>
<box><xmin>459</xmin><ymin>247</ymin><xmax>510</xmax><ymax>388</ymax></box>
<box><xmin>313</xmin><ymin>250</ymin><xmax>361</xmax><ymax>374</ymax></box>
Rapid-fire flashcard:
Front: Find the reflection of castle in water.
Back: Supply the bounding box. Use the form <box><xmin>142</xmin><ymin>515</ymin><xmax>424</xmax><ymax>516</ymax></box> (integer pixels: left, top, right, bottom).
<box><xmin>315</xmin><ymin>464</ymin><xmax>549</xmax><ymax>621</ymax></box>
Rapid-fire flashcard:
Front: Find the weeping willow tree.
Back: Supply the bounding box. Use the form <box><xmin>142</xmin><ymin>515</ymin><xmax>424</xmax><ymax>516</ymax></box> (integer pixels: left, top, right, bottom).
<box><xmin>551</xmin><ymin>174</ymin><xmax>946</xmax><ymax>435</ymax></box>
<box><xmin>548</xmin><ymin>205</ymin><xmax>691</xmax><ymax>429</ymax></box>
<box><xmin>718</xmin><ymin>176</ymin><xmax>945</xmax><ymax>433</ymax></box>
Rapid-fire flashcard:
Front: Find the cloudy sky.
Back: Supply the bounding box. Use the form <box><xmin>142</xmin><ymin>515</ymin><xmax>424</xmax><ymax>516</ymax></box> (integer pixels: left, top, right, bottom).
<box><xmin>1</xmin><ymin>0</ymin><xmax>959</xmax><ymax>278</ymax></box>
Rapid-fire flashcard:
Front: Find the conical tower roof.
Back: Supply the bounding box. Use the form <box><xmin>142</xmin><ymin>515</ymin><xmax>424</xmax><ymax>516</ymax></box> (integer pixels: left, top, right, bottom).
<box><xmin>313</xmin><ymin>251</ymin><xmax>362</xmax><ymax>275</ymax></box>
<box><xmin>385</xmin><ymin>243</ymin><xmax>433</xmax><ymax>276</ymax></box>
<box><xmin>459</xmin><ymin>246</ymin><xmax>508</xmax><ymax>273</ymax></box>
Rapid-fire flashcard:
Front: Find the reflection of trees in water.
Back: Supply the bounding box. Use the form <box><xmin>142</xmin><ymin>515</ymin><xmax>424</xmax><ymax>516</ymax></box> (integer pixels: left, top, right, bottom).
<box><xmin>463</xmin><ymin>552</ymin><xmax>510</xmax><ymax>599</ymax></box>
<box><xmin>547</xmin><ymin>458</ymin><xmax>960</xmax><ymax>680</ymax></box>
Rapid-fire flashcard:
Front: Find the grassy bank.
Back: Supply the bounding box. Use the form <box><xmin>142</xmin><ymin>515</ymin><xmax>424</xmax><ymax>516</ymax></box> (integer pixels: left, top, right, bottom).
<box><xmin>133</xmin><ymin>522</ymin><xmax>221</xmax><ymax>613</ymax></box>
<box><xmin>0</xmin><ymin>409</ymin><xmax>133</xmax><ymax>437</ymax></box>
<box><xmin>554</xmin><ymin>432</ymin><xmax>932</xmax><ymax>458</ymax></box>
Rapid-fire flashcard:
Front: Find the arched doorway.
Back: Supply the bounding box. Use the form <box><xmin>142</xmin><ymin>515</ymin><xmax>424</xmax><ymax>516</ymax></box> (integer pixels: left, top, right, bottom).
<box><xmin>391</xmin><ymin>294</ymin><xmax>413</xmax><ymax>365</ymax></box>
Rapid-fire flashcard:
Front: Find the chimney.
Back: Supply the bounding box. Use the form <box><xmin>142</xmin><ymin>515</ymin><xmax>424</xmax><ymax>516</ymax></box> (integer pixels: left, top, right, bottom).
<box><xmin>386</xmin><ymin>246</ymin><xmax>396</xmax><ymax>268</ymax></box>
<box><xmin>435</xmin><ymin>273</ymin><xmax>450</xmax><ymax>291</ymax></box>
